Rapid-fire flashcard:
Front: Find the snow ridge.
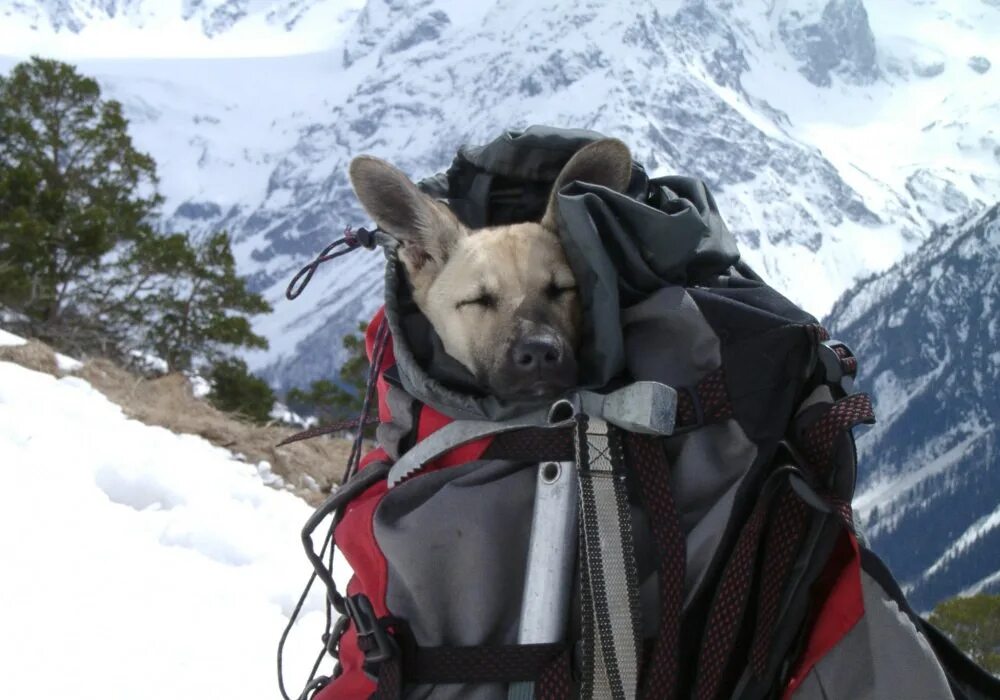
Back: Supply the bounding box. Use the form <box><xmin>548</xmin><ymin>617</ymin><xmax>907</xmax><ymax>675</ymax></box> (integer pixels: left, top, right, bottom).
<box><xmin>828</xmin><ymin>204</ymin><xmax>1000</xmax><ymax>609</ymax></box>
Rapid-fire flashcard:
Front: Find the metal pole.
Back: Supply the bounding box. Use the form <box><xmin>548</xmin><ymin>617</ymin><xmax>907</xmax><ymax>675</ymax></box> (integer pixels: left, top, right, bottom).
<box><xmin>508</xmin><ymin>459</ymin><xmax>578</xmax><ymax>700</ymax></box>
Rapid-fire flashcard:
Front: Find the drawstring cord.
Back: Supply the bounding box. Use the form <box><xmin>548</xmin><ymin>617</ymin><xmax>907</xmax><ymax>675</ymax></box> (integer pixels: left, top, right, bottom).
<box><xmin>275</xmin><ymin>226</ymin><xmax>390</xmax><ymax>699</ymax></box>
<box><xmin>285</xmin><ymin>226</ymin><xmax>379</xmax><ymax>301</ymax></box>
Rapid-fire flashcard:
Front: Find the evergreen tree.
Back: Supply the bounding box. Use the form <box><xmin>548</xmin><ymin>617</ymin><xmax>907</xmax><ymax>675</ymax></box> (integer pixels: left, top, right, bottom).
<box><xmin>929</xmin><ymin>593</ymin><xmax>1000</xmax><ymax>674</ymax></box>
<box><xmin>0</xmin><ymin>57</ymin><xmax>160</xmax><ymax>325</ymax></box>
<box><xmin>144</xmin><ymin>231</ymin><xmax>271</xmax><ymax>371</ymax></box>
<box><xmin>0</xmin><ymin>58</ymin><xmax>270</xmax><ymax>369</ymax></box>
<box><xmin>207</xmin><ymin>358</ymin><xmax>276</xmax><ymax>424</ymax></box>
<box><xmin>287</xmin><ymin>322</ymin><xmax>371</xmax><ymax>422</ymax></box>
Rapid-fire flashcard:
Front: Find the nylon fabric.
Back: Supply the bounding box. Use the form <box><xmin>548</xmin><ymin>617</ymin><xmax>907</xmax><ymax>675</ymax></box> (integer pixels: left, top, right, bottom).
<box><xmin>373</xmin><ymin>461</ymin><xmax>536</xmax><ymax>700</ymax></box>
<box><xmin>788</xmin><ymin>571</ymin><xmax>955</xmax><ymax>700</ymax></box>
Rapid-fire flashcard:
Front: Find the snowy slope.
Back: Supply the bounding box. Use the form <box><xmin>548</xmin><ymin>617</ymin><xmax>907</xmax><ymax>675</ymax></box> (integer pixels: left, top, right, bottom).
<box><xmin>827</xmin><ymin>204</ymin><xmax>1000</xmax><ymax>611</ymax></box>
<box><xmin>0</xmin><ymin>334</ymin><xmax>347</xmax><ymax>698</ymax></box>
<box><xmin>2</xmin><ymin>0</ymin><xmax>999</xmax><ymax>392</ymax></box>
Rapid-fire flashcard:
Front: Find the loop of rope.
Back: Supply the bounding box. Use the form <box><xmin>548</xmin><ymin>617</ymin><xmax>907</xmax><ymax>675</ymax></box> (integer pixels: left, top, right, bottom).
<box><xmin>286</xmin><ymin>226</ymin><xmax>379</xmax><ymax>301</ymax></box>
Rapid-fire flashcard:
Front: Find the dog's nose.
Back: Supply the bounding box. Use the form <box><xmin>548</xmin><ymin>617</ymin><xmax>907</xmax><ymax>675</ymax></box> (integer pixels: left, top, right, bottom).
<box><xmin>511</xmin><ymin>336</ymin><xmax>563</xmax><ymax>373</ymax></box>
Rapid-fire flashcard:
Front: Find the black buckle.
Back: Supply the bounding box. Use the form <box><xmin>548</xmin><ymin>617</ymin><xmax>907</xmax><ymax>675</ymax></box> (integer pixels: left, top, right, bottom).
<box><xmin>345</xmin><ymin>594</ymin><xmax>398</xmax><ymax>679</ymax></box>
<box><xmin>818</xmin><ymin>339</ymin><xmax>857</xmax><ymax>396</ymax></box>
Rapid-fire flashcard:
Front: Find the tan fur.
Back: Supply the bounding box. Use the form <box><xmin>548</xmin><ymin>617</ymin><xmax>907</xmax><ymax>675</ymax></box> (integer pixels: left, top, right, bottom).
<box><xmin>349</xmin><ymin>138</ymin><xmax>632</xmax><ymax>398</ymax></box>
<box><xmin>419</xmin><ymin>223</ymin><xmax>581</xmax><ymax>385</ymax></box>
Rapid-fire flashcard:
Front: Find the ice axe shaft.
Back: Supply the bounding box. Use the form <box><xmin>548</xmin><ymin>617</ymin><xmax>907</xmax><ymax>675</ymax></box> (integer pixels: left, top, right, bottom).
<box><xmin>508</xmin><ymin>459</ymin><xmax>578</xmax><ymax>700</ymax></box>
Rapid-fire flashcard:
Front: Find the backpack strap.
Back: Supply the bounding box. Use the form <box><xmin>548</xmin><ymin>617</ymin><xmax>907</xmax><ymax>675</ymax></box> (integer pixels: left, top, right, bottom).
<box><xmin>574</xmin><ymin>416</ymin><xmax>643</xmax><ymax>700</ymax></box>
<box><xmin>627</xmin><ymin>432</ymin><xmax>686</xmax><ymax>700</ymax></box>
<box><xmin>675</xmin><ymin>367</ymin><xmax>734</xmax><ymax>430</ymax></box>
<box><xmin>693</xmin><ymin>392</ymin><xmax>875</xmax><ymax>699</ymax></box>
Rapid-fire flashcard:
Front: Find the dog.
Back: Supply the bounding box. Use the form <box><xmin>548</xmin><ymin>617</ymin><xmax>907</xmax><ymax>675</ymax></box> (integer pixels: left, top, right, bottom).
<box><xmin>348</xmin><ymin>138</ymin><xmax>633</xmax><ymax>401</ymax></box>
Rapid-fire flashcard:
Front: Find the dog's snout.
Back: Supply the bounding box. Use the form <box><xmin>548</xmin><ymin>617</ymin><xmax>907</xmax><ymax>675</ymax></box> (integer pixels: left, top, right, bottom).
<box><xmin>495</xmin><ymin>328</ymin><xmax>577</xmax><ymax>401</ymax></box>
<box><xmin>511</xmin><ymin>336</ymin><xmax>563</xmax><ymax>372</ymax></box>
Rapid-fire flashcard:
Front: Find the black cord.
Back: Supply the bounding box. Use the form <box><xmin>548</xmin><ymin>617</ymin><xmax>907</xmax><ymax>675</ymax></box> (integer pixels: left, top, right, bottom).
<box><xmin>285</xmin><ymin>227</ymin><xmax>379</xmax><ymax>301</ymax></box>
<box><xmin>277</xmin><ymin>316</ymin><xmax>391</xmax><ymax>700</ymax></box>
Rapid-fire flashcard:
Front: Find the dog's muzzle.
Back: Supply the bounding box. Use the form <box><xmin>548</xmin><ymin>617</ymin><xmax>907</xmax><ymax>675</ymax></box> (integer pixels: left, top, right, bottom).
<box><xmin>496</xmin><ymin>332</ymin><xmax>577</xmax><ymax>400</ymax></box>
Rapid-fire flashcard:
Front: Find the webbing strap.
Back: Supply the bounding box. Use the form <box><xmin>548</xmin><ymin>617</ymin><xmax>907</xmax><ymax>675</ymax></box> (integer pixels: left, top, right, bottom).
<box><xmin>536</xmin><ymin>650</ymin><xmax>574</xmax><ymax>699</ymax></box>
<box><xmin>371</xmin><ymin>640</ymin><xmax>567</xmax><ymax>699</ymax></box>
<box><xmin>748</xmin><ymin>486</ymin><xmax>811</xmax><ymax>677</ymax></box>
<box><xmin>694</xmin><ymin>393</ymin><xmax>876</xmax><ymax>698</ymax></box>
<box><xmin>402</xmin><ymin>642</ymin><xmax>566</xmax><ymax>684</ymax></box>
<box><xmin>576</xmin><ymin>416</ymin><xmax>642</xmax><ymax>700</ymax></box>
<box><xmin>627</xmin><ymin>433</ymin><xmax>685</xmax><ymax>700</ymax></box>
<box><xmin>694</xmin><ymin>479</ymin><xmax>784</xmax><ymax>700</ymax></box>
<box><xmin>370</xmin><ymin>656</ymin><xmax>402</xmax><ymax>700</ymax></box>
<box><xmin>675</xmin><ymin>367</ymin><xmax>733</xmax><ymax>430</ymax></box>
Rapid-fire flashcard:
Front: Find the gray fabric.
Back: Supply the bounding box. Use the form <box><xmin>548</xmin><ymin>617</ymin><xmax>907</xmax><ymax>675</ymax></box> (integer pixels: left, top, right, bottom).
<box><xmin>459</xmin><ymin>126</ymin><xmax>611</xmax><ymax>182</ymax></box>
<box><xmin>377</xmin><ymin>383</ymin><xmax>420</xmax><ymax>462</ymax></box>
<box><xmin>790</xmin><ymin>571</ymin><xmax>954</xmax><ymax>700</ymax></box>
<box><xmin>621</xmin><ymin>286</ymin><xmax>721</xmax><ymax>387</ymax></box>
<box><xmin>375</xmin><ymin>460</ymin><xmax>537</xmax><ymax>700</ymax></box>
<box><xmin>386</xmin><ymin>409</ymin><xmax>556</xmax><ymax>486</ymax></box>
<box><xmin>672</xmin><ymin>422</ymin><xmax>757</xmax><ymax>605</ymax></box>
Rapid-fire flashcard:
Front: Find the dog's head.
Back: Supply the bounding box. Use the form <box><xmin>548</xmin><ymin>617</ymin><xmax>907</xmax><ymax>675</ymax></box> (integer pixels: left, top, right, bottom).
<box><xmin>349</xmin><ymin>139</ymin><xmax>632</xmax><ymax>401</ymax></box>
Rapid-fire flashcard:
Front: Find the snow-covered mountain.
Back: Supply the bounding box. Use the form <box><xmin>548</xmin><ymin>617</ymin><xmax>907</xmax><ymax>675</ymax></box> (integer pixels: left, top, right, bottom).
<box><xmin>2</xmin><ymin>0</ymin><xmax>999</xmax><ymax>395</ymax></box>
<box><xmin>0</xmin><ymin>0</ymin><xmax>366</xmax><ymax>56</ymax></box>
<box><xmin>827</xmin><ymin>204</ymin><xmax>1000</xmax><ymax>611</ymax></box>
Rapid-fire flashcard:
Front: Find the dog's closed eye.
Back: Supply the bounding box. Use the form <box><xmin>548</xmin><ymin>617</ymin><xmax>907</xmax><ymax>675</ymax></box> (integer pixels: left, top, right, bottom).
<box><xmin>456</xmin><ymin>290</ymin><xmax>498</xmax><ymax>310</ymax></box>
<box><xmin>545</xmin><ymin>280</ymin><xmax>577</xmax><ymax>301</ymax></box>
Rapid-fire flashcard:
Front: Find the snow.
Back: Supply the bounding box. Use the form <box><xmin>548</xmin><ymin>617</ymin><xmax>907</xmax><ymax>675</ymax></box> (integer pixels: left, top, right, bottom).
<box><xmin>0</xmin><ymin>327</ymin><xmax>83</xmax><ymax>370</ymax></box>
<box><xmin>0</xmin><ymin>328</ymin><xmax>26</xmax><ymax>346</ymax></box>
<box><xmin>961</xmin><ymin>568</ymin><xmax>1000</xmax><ymax>598</ymax></box>
<box><xmin>0</xmin><ymin>357</ymin><xmax>349</xmax><ymax>698</ymax></box>
<box><xmin>0</xmin><ymin>0</ymin><xmax>368</xmax><ymax>59</ymax></box>
<box><xmin>854</xmin><ymin>418</ymin><xmax>985</xmax><ymax>527</ymax></box>
<box><xmin>189</xmin><ymin>372</ymin><xmax>212</xmax><ymax>398</ymax></box>
<box><xmin>923</xmin><ymin>502</ymin><xmax>1000</xmax><ymax>583</ymax></box>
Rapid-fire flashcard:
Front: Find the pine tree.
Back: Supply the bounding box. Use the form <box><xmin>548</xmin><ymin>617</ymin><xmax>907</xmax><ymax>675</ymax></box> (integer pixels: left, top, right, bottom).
<box><xmin>144</xmin><ymin>231</ymin><xmax>271</xmax><ymax>371</ymax></box>
<box><xmin>929</xmin><ymin>593</ymin><xmax>1000</xmax><ymax>674</ymax></box>
<box><xmin>207</xmin><ymin>358</ymin><xmax>276</xmax><ymax>424</ymax></box>
<box><xmin>0</xmin><ymin>57</ymin><xmax>160</xmax><ymax>326</ymax></box>
<box><xmin>287</xmin><ymin>322</ymin><xmax>371</xmax><ymax>422</ymax></box>
<box><xmin>0</xmin><ymin>58</ymin><xmax>270</xmax><ymax>368</ymax></box>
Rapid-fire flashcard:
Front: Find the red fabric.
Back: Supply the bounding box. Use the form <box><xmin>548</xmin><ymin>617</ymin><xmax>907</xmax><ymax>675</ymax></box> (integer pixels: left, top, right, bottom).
<box><xmin>364</xmin><ymin>308</ymin><xmax>396</xmax><ymax>425</ymax></box>
<box><xmin>782</xmin><ymin>531</ymin><xmax>865</xmax><ymax>698</ymax></box>
<box><xmin>412</xmin><ymin>403</ymin><xmax>492</xmax><ymax>472</ymax></box>
<box><xmin>316</xmin><ymin>308</ymin><xmax>396</xmax><ymax>699</ymax></box>
<box><xmin>317</xmin><ymin>307</ymin><xmax>493</xmax><ymax>697</ymax></box>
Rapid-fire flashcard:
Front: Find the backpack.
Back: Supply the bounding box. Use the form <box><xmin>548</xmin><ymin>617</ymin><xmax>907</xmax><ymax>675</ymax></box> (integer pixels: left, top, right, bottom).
<box><xmin>279</xmin><ymin>126</ymin><xmax>1000</xmax><ymax>700</ymax></box>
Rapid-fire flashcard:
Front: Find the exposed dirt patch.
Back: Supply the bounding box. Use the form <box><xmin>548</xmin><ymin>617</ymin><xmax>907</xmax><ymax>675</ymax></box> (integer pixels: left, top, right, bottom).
<box><xmin>1</xmin><ymin>338</ymin><xmax>350</xmax><ymax>506</ymax></box>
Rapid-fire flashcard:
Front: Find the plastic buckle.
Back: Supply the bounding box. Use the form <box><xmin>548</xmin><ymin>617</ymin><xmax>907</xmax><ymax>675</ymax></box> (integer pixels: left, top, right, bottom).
<box><xmin>818</xmin><ymin>339</ymin><xmax>857</xmax><ymax>396</ymax></box>
<box><xmin>345</xmin><ymin>593</ymin><xmax>397</xmax><ymax>678</ymax></box>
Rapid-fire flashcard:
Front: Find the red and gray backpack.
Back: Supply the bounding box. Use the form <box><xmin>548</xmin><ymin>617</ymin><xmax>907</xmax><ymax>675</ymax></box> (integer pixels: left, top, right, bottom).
<box><xmin>278</xmin><ymin>127</ymin><xmax>1000</xmax><ymax>700</ymax></box>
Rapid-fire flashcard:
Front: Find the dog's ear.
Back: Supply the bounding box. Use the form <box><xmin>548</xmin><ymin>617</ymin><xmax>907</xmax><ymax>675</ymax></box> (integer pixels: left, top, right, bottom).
<box><xmin>541</xmin><ymin>138</ymin><xmax>633</xmax><ymax>230</ymax></box>
<box><xmin>349</xmin><ymin>155</ymin><xmax>466</xmax><ymax>281</ymax></box>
